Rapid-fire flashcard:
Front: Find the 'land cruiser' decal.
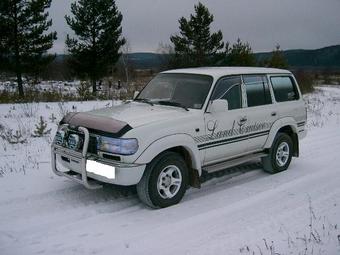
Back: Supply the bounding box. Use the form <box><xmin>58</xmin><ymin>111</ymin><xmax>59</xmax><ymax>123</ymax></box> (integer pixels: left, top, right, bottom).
<box><xmin>195</xmin><ymin>120</ymin><xmax>272</xmax><ymax>150</ymax></box>
<box><xmin>207</xmin><ymin>120</ymin><xmax>218</xmax><ymax>136</ymax></box>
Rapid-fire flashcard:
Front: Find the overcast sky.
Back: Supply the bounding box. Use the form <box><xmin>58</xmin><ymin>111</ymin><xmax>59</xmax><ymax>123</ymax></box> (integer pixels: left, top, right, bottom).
<box><xmin>50</xmin><ymin>0</ymin><xmax>340</xmax><ymax>54</ymax></box>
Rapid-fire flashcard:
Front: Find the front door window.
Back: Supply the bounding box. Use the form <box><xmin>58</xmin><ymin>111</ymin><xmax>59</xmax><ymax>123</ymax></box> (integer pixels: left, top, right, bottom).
<box><xmin>211</xmin><ymin>76</ymin><xmax>242</xmax><ymax>110</ymax></box>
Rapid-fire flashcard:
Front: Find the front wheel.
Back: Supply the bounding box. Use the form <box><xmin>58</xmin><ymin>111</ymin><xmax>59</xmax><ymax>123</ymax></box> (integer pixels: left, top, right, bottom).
<box><xmin>136</xmin><ymin>152</ymin><xmax>188</xmax><ymax>208</ymax></box>
<box><xmin>262</xmin><ymin>133</ymin><xmax>293</xmax><ymax>174</ymax></box>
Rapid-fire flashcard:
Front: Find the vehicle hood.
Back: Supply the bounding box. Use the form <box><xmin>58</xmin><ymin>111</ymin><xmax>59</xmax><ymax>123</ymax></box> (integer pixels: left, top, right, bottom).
<box><xmin>86</xmin><ymin>101</ymin><xmax>192</xmax><ymax>128</ymax></box>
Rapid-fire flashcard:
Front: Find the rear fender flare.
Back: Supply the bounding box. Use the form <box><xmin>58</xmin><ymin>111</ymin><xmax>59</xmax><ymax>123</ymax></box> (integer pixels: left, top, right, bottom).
<box><xmin>264</xmin><ymin>117</ymin><xmax>298</xmax><ymax>149</ymax></box>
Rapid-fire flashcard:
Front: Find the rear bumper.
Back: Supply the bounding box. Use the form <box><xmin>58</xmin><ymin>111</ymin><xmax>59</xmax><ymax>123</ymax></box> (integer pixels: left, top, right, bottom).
<box><xmin>51</xmin><ymin>126</ymin><xmax>145</xmax><ymax>189</ymax></box>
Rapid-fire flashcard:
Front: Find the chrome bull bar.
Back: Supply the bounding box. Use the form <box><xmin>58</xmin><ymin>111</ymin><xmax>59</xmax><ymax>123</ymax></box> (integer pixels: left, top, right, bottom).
<box><xmin>51</xmin><ymin>125</ymin><xmax>103</xmax><ymax>189</ymax></box>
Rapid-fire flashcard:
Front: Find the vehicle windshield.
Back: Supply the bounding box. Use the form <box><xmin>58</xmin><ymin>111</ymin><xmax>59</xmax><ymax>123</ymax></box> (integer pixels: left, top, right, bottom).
<box><xmin>136</xmin><ymin>73</ymin><xmax>213</xmax><ymax>109</ymax></box>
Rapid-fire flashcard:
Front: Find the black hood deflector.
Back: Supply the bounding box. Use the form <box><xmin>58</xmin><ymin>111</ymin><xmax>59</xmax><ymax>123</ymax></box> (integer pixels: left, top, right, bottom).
<box><xmin>60</xmin><ymin>112</ymin><xmax>132</xmax><ymax>138</ymax></box>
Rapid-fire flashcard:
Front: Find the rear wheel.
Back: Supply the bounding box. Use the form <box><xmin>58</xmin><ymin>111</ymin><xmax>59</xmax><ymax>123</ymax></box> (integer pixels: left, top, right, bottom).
<box><xmin>136</xmin><ymin>152</ymin><xmax>188</xmax><ymax>208</ymax></box>
<box><xmin>262</xmin><ymin>133</ymin><xmax>293</xmax><ymax>174</ymax></box>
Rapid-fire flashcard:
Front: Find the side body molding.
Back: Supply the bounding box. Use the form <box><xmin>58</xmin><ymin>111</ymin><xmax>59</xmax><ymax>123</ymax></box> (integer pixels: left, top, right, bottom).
<box><xmin>134</xmin><ymin>134</ymin><xmax>202</xmax><ymax>175</ymax></box>
<box><xmin>264</xmin><ymin>117</ymin><xmax>298</xmax><ymax>149</ymax></box>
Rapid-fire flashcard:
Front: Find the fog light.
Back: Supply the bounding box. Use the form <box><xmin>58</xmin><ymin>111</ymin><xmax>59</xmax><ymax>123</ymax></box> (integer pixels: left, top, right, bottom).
<box><xmin>55</xmin><ymin>130</ymin><xmax>65</xmax><ymax>145</ymax></box>
<box><xmin>86</xmin><ymin>160</ymin><xmax>115</xmax><ymax>179</ymax></box>
<box><xmin>67</xmin><ymin>134</ymin><xmax>82</xmax><ymax>150</ymax></box>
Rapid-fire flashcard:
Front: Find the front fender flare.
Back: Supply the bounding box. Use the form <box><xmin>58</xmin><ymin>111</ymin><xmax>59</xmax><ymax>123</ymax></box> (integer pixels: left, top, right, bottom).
<box><xmin>134</xmin><ymin>134</ymin><xmax>202</xmax><ymax>175</ymax></box>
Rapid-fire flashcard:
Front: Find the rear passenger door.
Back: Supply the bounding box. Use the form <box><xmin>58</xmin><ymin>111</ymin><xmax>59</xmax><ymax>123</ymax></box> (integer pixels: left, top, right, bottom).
<box><xmin>242</xmin><ymin>75</ymin><xmax>277</xmax><ymax>151</ymax></box>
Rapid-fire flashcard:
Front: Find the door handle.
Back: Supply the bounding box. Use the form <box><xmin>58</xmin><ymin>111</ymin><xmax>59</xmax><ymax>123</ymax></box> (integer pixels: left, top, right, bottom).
<box><xmin>271</xmin><ymin>112</ymin><xmax>277</xmax><ymax>117</ymax></box>
<box><xmin>239</xmin><ymin>117</ymin><xmax>247</xmax><ymax>123</ymax></box>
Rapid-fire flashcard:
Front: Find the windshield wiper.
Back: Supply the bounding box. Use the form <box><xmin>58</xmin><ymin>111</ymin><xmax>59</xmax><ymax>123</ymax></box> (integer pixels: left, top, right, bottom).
<box><xmin>134</xmin><ymin>98</ymin><xmax>154</xmax><ymax>106</ymax></box>
<box><xmin>156</xmin><ymin>101</ymin><xmax>189</xmax><ymax>111</ymax></box>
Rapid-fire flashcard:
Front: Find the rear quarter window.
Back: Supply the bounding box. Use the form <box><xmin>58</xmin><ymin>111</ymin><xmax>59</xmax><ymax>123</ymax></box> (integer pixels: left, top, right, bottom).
<box><xmin>270</xmin><ymin>76</ymin><xmax>300</xmax><ymax>102</ymax></box>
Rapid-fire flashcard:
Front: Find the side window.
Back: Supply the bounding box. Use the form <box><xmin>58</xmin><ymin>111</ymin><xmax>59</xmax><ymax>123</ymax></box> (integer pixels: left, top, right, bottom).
<box><xmin>211</xmin><ymin>76</ymin><xmax>242</xmax><ymax>110</ymax></box>
<box><xmin>243</xmin><ymin>75</ymin><xmax>272</xmax><ymax>107</ymax></box>
<box><xmin>270</xmin><ymin>76</ymin><xmax>299</xmax><ymax>102</ymax></box>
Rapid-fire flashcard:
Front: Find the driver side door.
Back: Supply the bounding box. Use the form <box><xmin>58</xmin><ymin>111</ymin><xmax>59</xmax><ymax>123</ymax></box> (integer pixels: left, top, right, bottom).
<box><xmin>202</xmin><ymin>76</ymin><xmax>251</xmax><ymax>165</ymax></box>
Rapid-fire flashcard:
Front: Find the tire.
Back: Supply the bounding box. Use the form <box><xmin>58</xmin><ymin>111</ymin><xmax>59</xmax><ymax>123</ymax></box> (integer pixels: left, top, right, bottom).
<box><xmin>136</xmin><ymin>151</ymin><xmax>189</xmax><ymax>208</ymax></box>
<box><xmin>262</xmin><ymin>133</ymin><xmax>293</xmax><ymax>174</ymax></box>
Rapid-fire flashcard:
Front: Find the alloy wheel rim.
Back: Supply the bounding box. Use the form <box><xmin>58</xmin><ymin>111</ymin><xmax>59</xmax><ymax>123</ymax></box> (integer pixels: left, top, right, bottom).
<box><xmin>157</xmin><ymin>165</ymin><xmax>182</xmax><ymax>199</ymax></box>
<box><xmin>276</xmin><ymin>142</ymin><xmax>290</xmax><ymax>167</ymax></box>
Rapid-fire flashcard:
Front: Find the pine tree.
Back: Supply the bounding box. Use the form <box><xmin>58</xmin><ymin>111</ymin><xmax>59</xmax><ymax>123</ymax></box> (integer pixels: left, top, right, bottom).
<box><xmin>170</xmin><ymin>2</ymin><xmax>224</xmax><ymax>67</ymax></box>
<box><xmin>65</xmin><ymin>0</ymin><xmax>125</xmax><ymax>95</ymax></box>
<box><xmin>266</xmin><ymin>44</ymin><xmax>288</xmax><ymax>69</ymax></box>
<box><xmin>0</xmin><ymin>0</ymin><xmax>57</xmax><ymax>97</ymax></box>
<box><xmin>32</xmin><ymin>116</ymin><xmax>51</xmax><ymax>137</ymax></box>
<box><xmin>223</xmin><ymin>38</ymin><xmax>256</xmax><ymax>66</ymax></box>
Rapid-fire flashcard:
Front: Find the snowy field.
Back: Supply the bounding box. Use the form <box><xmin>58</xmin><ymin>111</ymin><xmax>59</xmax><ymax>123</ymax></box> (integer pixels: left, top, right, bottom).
<box><xmin>0</xmin><ymin>80</ymin><xmax>81</xmax><ymax>96</ymax></box>
<box><xmin>0</xmin><ymin>86</ymin><xmax>340</xmax><ymax>255</ymax></box>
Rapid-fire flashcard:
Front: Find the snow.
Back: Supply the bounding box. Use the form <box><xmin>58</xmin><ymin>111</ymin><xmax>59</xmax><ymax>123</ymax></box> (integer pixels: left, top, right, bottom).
<box><xmin>1</xmin><ymin>86</ymin><xmax>340</xmax><ymax>255</ymax></box>
<box><xmin>0</xmin><ymin>80</ymin><xmax>83</xmax><ymax>96</ymax></box>
<box><xmin>0</xmin><ymin>80</ymin><xmax>117</xmax><ymax>97</ymax></box>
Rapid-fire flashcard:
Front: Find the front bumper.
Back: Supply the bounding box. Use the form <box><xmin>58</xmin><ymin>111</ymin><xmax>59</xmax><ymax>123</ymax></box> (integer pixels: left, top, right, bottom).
<box><xmin>51</xmin><ymin>126</ymin><xmax>145</xmax><ymax>189</ymax></box>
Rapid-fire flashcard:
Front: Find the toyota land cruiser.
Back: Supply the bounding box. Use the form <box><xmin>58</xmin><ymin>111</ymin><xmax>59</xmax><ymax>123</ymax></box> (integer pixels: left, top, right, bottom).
<box><xmin>51</xmin><ymin>67</ymin><xmax>307</xmax><ymax>208</ymax></box>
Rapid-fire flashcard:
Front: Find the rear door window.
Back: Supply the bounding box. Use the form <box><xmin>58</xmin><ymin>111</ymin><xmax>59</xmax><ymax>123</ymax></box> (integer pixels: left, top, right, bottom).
<box><xmin>243</xmin><ymin>75</ymin><xmax>272</xmax><ymax>107</ymax></box>
<box><xmin>270</xmin><ymin>76</ymin><xmax>299</xmax><ymax>102</ymax></box>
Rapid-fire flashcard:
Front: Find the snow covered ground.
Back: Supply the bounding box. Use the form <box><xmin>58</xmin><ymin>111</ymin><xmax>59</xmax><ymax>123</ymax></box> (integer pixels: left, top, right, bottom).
<box><xmin>0</xmin><ymin>80</ymin><xmax>82</xmax><ymax>95</ymax></box>
<box><xmin>0</xmin><ymin>86</ymin><xmax>340</xmax><ymax>255</ymax></box>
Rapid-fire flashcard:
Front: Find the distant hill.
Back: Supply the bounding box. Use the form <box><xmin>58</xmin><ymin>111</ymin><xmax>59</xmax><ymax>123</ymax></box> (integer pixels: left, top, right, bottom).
<box><xmin>54</xmin><ymin>53</ymin><xmax>166</xmax><ymax>70</ymax></box>
<box><xmin>128</xmin><ymin>53</ymin><xmax>166</xmax><ymax>69</ymax></box>
<box><xmin>256</xmin><ymin>45</ymin><xmax>340</xmax><ymax>68</ymax></box>
<box><xmin>54</xmin><ymin>45</ymin><xmax>340</xmax><ymax>71</ymax></box>
<box><xmin>127</xmin><ymin>45</ymin><xmax>340</xmax><ymax>70</ymax></box>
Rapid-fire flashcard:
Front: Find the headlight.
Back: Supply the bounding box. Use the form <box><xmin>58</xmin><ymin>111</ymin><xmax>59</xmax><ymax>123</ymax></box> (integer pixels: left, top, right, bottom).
<box><xmin>97</xmin><ymin>137</ymin><xmax>138</xmax><ymax>155</ymax></box>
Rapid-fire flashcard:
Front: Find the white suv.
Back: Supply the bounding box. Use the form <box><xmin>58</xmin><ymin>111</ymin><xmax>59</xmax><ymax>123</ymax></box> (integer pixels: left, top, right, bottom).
<box><xmin>51</xmin><ymin>67</ymin><xmax>307</xmax><ymax>208</ymax></box>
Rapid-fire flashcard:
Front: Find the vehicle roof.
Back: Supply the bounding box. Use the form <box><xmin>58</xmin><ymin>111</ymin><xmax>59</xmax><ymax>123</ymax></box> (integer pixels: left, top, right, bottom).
<box><xmin>162</xmin><ymin>67</ymin><xmax>291</xmax><ymax>79</ymax></box>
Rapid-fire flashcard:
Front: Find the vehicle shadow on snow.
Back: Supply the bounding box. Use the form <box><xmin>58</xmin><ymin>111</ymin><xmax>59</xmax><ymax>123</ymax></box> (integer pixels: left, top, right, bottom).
<box><xmin>200</xmin><ymin>161</ymin><xmax>263</xmax><ymax>184</ymax></box>
<box><xmin>55</xmin><ymin>161</ymin><xmax>265</xmax><ymax>209</ymax></box>
<box><xmin>184</xmin><ymin>160</ymin><xmax>268</xmax><ymax>202</ymax></box>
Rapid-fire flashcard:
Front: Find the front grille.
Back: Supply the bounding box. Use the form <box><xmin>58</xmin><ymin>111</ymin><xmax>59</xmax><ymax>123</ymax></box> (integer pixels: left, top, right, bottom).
<box><xmin>88</xmin><ymin>136</ymin><xmax>98</xmax><ymax>154</ymax></box>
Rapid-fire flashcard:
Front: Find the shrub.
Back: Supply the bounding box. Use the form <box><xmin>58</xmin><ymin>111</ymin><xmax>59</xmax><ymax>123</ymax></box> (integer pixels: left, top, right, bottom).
<box><xmin>0</xmin><ymin>123</ymin><xmax>28</xmax><ymax>144</ymax></box>
<box><xmin>293</xmin><ymin>70</ymin><xmax>315</xmax><ymax>94</ymax></box>
<box><xmin>0</xmin><ymin>89</ymin><xmax>114</xmax><ymax>103</ymax></box>
<box><xmin>77</xmin><ymin>81</ymin><xmax>92</xmax><ymax>101</ymax></box>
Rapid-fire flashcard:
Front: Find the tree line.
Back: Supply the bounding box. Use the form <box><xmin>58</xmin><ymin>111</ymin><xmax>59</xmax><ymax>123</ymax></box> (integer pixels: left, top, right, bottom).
<box><xmin>0</xmin><ymin>1</ymin><xmax>287</xmax><ymax>98</ymax></box>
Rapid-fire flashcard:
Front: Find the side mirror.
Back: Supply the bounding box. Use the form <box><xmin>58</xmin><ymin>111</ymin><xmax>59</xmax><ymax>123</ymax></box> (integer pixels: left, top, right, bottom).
<box><xmin>133</xmin><ymin>91</ymin><xmax>139</xmax><ymax>99</ymax></box>
<box><xmin>208</xmin><ymin>99</ymin><xmax>228</xmax><ymax>113</ymax></box>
